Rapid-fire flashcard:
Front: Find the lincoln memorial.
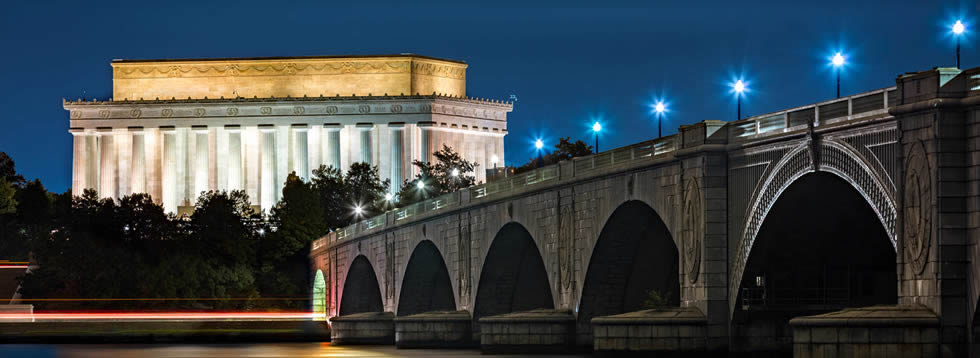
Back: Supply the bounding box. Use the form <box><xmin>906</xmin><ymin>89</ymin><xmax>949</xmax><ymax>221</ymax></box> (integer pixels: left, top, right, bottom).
<box><xmin>64</xmin><ymin>54</ymin><xmax>512</xmax><ymax>214</ymax></box>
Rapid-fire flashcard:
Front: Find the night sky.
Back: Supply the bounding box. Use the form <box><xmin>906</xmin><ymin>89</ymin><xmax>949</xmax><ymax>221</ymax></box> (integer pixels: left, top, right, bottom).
<box><xmin>1</xmin><ymin>0</ymin><xmax>976</xmax><ymax>193</ymax></box>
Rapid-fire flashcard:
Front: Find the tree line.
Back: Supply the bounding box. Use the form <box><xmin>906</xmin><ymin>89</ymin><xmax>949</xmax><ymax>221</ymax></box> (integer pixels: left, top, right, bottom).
<box><xmin>0</xmin><ymin>139</ymin><xmax>590</xmax><ymax>311</ymax></box>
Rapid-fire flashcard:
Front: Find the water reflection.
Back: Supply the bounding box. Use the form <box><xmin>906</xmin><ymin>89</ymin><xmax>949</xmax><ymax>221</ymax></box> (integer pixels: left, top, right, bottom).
<box><xmin>0</xmin><ymin>343</ymin><xmax>590</xmax><ymax>358</ymax></box>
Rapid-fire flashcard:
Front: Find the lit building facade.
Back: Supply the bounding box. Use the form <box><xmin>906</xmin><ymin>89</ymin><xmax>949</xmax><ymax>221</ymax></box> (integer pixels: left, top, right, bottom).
<box><xmin>64</xmin><ymin>55</ymin><xmax>512</xmax><ymax>214</ymax></box>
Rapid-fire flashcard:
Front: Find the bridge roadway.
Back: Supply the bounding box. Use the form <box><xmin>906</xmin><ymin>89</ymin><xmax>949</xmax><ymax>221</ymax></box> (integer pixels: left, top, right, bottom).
<box><xmin>311</xmin><ymin>66</ymin><xmax>980</xmax><ymax>356</ymax></box>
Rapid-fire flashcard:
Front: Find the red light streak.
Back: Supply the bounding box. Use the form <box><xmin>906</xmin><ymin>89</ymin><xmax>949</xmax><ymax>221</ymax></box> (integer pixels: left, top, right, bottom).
<box><xmin>0</xmin><ymin>265</ymin><xmax>28</xmax><ymax>269</ymax></box>
<box><xmin>0</xmin><ymin>311</ymin><xmax>316</xmax><ymax>321</ymax></box>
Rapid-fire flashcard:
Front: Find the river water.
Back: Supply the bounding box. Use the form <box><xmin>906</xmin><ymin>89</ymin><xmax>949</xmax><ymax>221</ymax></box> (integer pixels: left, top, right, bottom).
<box><xmin>0</xmin><ymin>343</ymin><xmax>591</xmax><ymax>357</ymax></box>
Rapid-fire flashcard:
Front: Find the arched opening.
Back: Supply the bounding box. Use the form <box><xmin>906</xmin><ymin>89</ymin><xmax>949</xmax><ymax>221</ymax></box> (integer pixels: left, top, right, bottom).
<box><xmin>576</xmin><ymin>200</ymin><xmax>680</xmax><ymax>344</ymax></box>
<box><xmin>312</xmin><ymin>270</ymin><xmax>326</xmax><ymax>320</ymax></box>
<box><xmin>339</xmin><ymin>255</ymin><xmax>384</xmax><ymax>316</ymax></box>
<box><xmin>734</xmin><ymin>172</ymin><xmax>896</xmax><ymax>352</ymax></box>
<box><xmin>473</xmin><ymin>222</ymin><xmax>553</xmax><ymax>337</ymax></box>
<box><xmin>397</xmin><ymin>240</ymin><xmax>456</xmax><ymax>316</ymax></box>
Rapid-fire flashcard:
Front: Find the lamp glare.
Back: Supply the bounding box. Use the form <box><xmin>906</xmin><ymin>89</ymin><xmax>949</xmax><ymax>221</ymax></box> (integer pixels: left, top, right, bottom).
<box><xmin>953</xmin><ymin>20</ymin><xmax>965</xmax><ymax>35</ymax></box>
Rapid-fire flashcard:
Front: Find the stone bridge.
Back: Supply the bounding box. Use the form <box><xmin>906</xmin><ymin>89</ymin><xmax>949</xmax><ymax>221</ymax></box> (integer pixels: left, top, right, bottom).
<box><xmin>311</xmin><ymin>66</ymin><xmax>980</xmax><ymax>355</ymax></box>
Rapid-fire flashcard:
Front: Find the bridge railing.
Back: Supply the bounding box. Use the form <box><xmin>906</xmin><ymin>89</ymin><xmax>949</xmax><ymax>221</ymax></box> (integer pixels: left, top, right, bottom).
<box><xmin>324</xmin><ymin>134</ymin><xmax>681</xmax><ymax>246</ymax></box>
<box><xmin>320</xmin><ymin>87</ymin><xmax>902</xmax><ymax>248</ymax></box>
<box><xmin>728</xmin><ymin>87</ymin><xmax>896</xmax><ymax>141</ymax></box>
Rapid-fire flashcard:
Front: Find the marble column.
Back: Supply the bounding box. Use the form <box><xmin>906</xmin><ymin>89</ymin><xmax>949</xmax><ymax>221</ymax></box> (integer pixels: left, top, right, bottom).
<box><xmin>324</xmin><ymin>125</ymin><xmax>341</xmax><ymax>170</ymax></box>
<box><xmin>162</xmin><ymin>128</ymin><xmax>177</xmax><ymax>213</ymax></box>
<box><xmin>390</xmin><ymin>125</ymin><xmax>404</xmax><ymax>193</ymax></box>
<box><xmin>260</xmin><ymin>126</ymin><xmax>277</xmax><ymax>213</ymax></box>
<box><xmin>193</xmin><ymin>127</ymin><xmax>209</xmax><ymax>200</ymax></box>
<box><xmin>116</xmin><ymin>129</ymin><xmax>132</xmax><ymax>198</ymax></box>
<box><xmin>291</xmin><ymin>124</ymin><xmax>309</xmax><ymax>180</ymax></box>
<box><xmin>308</xmin><ymin>126</ymin><xmax>321</xmax><ymax>175</ymax></box>
<box><xmin>70</xmin><ymin>130</ymin><xmax>87</xmax><ymax>197</ymax></box>
<box><xmin>130</xmin><ymin>128</ymin><xmax>146</xmax><ymax>195</ymax></box>
<box><xmin>176</xmin><ymin>128</ymin><xmax>188</xmax><ymax>208</ymax></box>
<box><xmin>144</xmin><ymin>128</ymin><xmax>162</xmax><ymax>204</ymax></box>
<box><xmin>419</xmin><ymin>123</ymin><xmax>434</xmax><ymax>163</ymax></box>
<box><xmin>244</xmin><ymin>126</ymin><xmax>260</xmax><ymax>206</ymax></box>
<box><xmin>85</xmin><ymin>133</ymin><xmax>100</xmax><ymax>196</ymax></box>
<box><xmin>99</xmin><ymin>128</ymin><xmax>117</xmax><ymax>199</ymax></box>
<box><xmin>358</xmin><ymin>124</ymin><xmax>373</xmax><ymax>165</ymax></box>
<box><xmin>226</xmin><ymin>126</ymin><xmax>243</xmax><ymax>191</ymax></box>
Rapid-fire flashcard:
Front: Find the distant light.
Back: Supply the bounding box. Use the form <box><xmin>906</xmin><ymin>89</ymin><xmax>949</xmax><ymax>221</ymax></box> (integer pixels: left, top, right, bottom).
<box><xmin>491</xmin><ymin>155</ymin><xmax>499</xmax><ymax>165</ymax></box>
<box><xmin>734</xmin><ymin>80</ymin><xmax>745</xmax><ymax>94</ymax></box>
<box><xmin>416</xmin><ymin>181</ymin><xmax>425</xmax><ymax>190</ymax></box>
<box><xmin>592</xmin><ymin>122</ymin><xmax>602</xmax><ymax>132</ymax></box>
<box><xmin>123</xmin><ymin>225</ymin><xmax>130</xmax><ymax>232</ymax></box>
<box><xmin>534</xmin><ymin>139</ymin><xmax>544</xmax><ymax>150</ymax></box>
<box><xmin>953</xmin><ymin>20</ymin><xmax>965</xmax><ymax>35</ymax></box>
<box><xmin>832</xmin><ymin>52</ymin><xmax>845</xmax><ymax>67</ymax></box>
<box><xmin>353</xmin><ymin>206</ymin><xmax>363</xmax><ymax>215</ymax></box>
<box><xmin>451</xmin><ymin>168</ymin><xmax>460</xmax><ymax>177</ymax></box>
<box><xmin>654</xmin><ymin>102</ymin><xmax>665</xmax><ymax>114</ymax></box>
<box><xmin>384</xmin><ymin>193</ymin><xmax>393</xmax><ymax>201</ymax></box>
<box><xmin>257</xmin><ymin>228</ymin><xmax>265</xmax><ymax>236</ymax></box>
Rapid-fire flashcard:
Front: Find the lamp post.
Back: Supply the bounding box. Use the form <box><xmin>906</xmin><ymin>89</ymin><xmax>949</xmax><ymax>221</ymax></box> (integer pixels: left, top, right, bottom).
<box><xmin>953</xmin><ymin>20</ymin><xmax>965</xmax><ymax>68</ymax></box>
<box><xmin>832</xmin><ymin>52</ymin><xmax>845</xmax><ymax>98</ymax></box>
<box><xmin>592</xmin><ymin>121</ymin><xmax>602</xmax><ymax>152</ymax></box>
<box><xmin>654</xmin><ymin>102</ymin><xmax>665</xmax><ymax>138</ymax></box>
<box><xmin>733</xmin><ymin>80</ymin><xmax>746</xmax><ymax>120</ymax></box>
<box><xmin>535</xmin><ymin>139</ymin><xmax>544</xmax><ymax>168</ymax></box>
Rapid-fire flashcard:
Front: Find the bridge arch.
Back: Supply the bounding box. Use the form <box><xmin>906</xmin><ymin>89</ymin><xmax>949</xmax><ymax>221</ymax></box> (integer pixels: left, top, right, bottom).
<box><xmin>731</xmin><ymin>139</ymin><xmax>898</xmax><ymax>312</ymax></box>
<box><xmin>473</xmin><ymin>222</ymin><xmax>554</xmax><ymax>335</ymax></box>
<box><xmin>732</xmin><ymin>170</ymin><xmax>897</xmax><ymax>351</ymax></box>
<box><xmin>576</xmin><ymin>200</ymin><xmax>679</xmax><ymax>344</ymax></box>
<box><xmin>312</xmin><ymin>269</ymin><xmax>326</xmax><ymax>320</ymax></box>
<box><xmin>338</xmin><ymin>255</ymin><xmax>384</xmax><ymax>316</ymax></box>
<box><xmin>396</xmin><ymin>240</ymin><xmax>456</xmax><ymax>316</ymax></box>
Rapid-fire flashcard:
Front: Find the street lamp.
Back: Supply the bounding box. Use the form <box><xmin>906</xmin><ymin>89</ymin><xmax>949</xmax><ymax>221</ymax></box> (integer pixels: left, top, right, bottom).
<box><xmin>384</xmin><ymin>192</ymin><xmax>393</xmax><ymax>201</ymax></box>
<box><xmin>831</xmin><ymin>52</ymin><xmax>846</xmax><ymax>98</ymax></box>
<box><xmin>953</xmin><ymin>20</ymin><xmax>966</xmax><ymax>68</ymax></box>
<box><xmin>353</xmin><ymin>205</ymin><xmax>364</xmax><ymax>217</ymax></box>
<box><xmin>592</xmin><ymin>121</ymin><xmax>602</xmax><ymax>152</ymax></box>
<box><xmin>451</xmin><ymin>168</ymin><xmax>459</xmax><ymax>177</ymax></box>
<box><xmin>416</xmin><ymin>180</ymin><xmax>425</xmax><ymax>190</ymax></box>
<box><xmin>534</xmin><ymin>139</ymin><xmax>544</xmax><ymax>168</ymax></box>
<box><xmin>654</xmin><ymin>101</ymin><xmax>666</xmax><ymax>138</ymax></box>
<box><xmin>733</xmin><ymin>80</ymin><xmax>746</xmax><ymax>120</ymax></box>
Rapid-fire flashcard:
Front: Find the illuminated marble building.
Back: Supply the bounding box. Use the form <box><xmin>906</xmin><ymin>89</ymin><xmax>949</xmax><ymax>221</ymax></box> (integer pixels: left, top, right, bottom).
<box><xmin>64</xmin><ymin>55</ymin><xmax>512</xmax><ymax>214</ymax></box>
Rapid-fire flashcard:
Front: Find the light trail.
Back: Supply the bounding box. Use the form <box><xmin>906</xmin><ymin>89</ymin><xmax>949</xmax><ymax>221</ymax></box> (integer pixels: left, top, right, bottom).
<box><xmin>0</xmin><ymin>311</ymin><xmax>317</xmax><ymax>321</ymax></box>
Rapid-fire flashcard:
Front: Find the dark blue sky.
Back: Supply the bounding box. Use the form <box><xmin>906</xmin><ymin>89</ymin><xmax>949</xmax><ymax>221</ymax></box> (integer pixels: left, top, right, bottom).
<box><xmin>1</xmin><ymin>0</ymin><xmax>976</xmax><ymax>193</ymax></box>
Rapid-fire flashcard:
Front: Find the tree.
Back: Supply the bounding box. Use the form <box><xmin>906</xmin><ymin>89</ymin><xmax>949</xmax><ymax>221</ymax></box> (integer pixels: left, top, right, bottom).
<box><xmin>345</xmin><ymin>162</ymin><xmax>390</xmax><ymax>218</ymax></box>
<box><xmin>311</xmin><ymin>165</ymin><xmax>349</xmax><ymax>230</ymax></box>
<box><xmin>0</xmin><ymin>179</ymin><xmax>15</xmax><ymax>215</ymax></box>
<box><xmin>514</xmin><ymin>137</ymin><xmax>593</xmax><ymax>174</ymax></box>
<box><xmin>398</xmin><ymin>145</ymin><xmax>478</xmax><ymax>205</ymax></box>
<box><xmin>0</xmin><ymin>152</ymin><xmax>25</xmax><ymax>187</ymax></box>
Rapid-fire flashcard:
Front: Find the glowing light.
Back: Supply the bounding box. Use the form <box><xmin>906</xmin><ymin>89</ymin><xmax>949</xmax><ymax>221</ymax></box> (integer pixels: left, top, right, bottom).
<box><xmin>353</xmin><ymin>206</ymin><xmax>363</xmax><ymax>215</ymax></box>
<box><xmin>451</xmin><ymin>168</ymin><xmax>459</xmax><ymax>177</ymax></box>
<box><xmin>654</xmin><ymin>101</ymin><xmax>666</xmax><ymax>114</ymax></box>
<box><xmin>0</xmin><ymin>311</ymin><xmax>316</xmax><ymax>321</ymax></box>
<box><xmin>416</xmin><ymin>181</ymin><xmax>425</xmax><ymax>190</ymax></box>
<box><xmin>257</xmin><ymin>228</ymin><xmax>265</xmax><ymax>236</ymax></box>
<box><xmin>592</xmin><ymin>122</ymin><xmax>602</xmax><ymax>132</ymax></box>
<box><xmin>491</xmin><ymin>155</ymin><xmax>498</xmax><ymax>166</ymax></box>
<box><xmin>384</xmin><ymin>193</ymin><xmax>393</xmax><ymax>201</ymax></box>
<box><xmin>832</xmin><ymin>52</ymin><xmax>845</xmax><ymax>67</ymax></box>
<box><xmin>953</xmin><ymin>20</ymin><xmax>965</xmax><ymax>35</ymax></box>
<box><xmin>733</xmin><ymin>80</ymin><xmax>746</xmax><ymax>94</ymax></box>
<box><xmin>534</xmin><ymin>139</ymin><xmax>544</xmax><ymax>150</ymax></box>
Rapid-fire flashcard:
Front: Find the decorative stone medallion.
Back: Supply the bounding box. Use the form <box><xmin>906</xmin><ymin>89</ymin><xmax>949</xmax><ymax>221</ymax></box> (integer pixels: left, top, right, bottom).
<box><xmin>194</xmin><ymin>108</ymin><xmax>206</xmax><ymax>117</ymax></box>
<box><xmin>260</xmin><ymin>107</ymin><xmax>272</xmax><ymax>115</ymax></box>
<box><xmin>70</xmin><ymin>110</ymin><xmax>81</xmax><ymax>119</ymax></box>
<box><xmin>390</xmin><ymin>104</ymin><xmax>403</xmax><ymax>113</ymax></box>
<box><xmin>904</xmin><ymin>141</ymin><xmax>931</xmax><ymax>275</ymax></box>
<box><xmin>99</xmin><ymin>110</ymin><xmax>110</xmax><ymax>119</ymax></box>
<box><xmin>130</xmin><ymin>109</ymin><xmax>142</xmax><ymax>118</ymax></box>
<box><xmin>161</xmin><ymin>109</ymin><xmax>173</xmax><ymax>118</ymax></box>
<box><xmin>325</xmin><ymin>106</ymin><xmax>339</xmax><ymax>114</ymax></box>
<box><xmin>683</xmin><ymin>178</ymin><xmax>703</xmax><ymax>283</ymax></box>
<box><xmin>293</xmin><ymin>106</ymin><xmax>305</xmax><ymax>115</ymax></box>
<box><xmin>358</xmin><ymin>104</ymin><xmax>371</xmax><ymax>114</ymax></box>
<box><xmin>226</xmin><ymin>107</ymin><xmax>239</xmax><ymax>116</ymax></box>
<box><xmin>558</xmin><ymin>204</ymin><xmax>575</xmax><ymax>289</ymax></box>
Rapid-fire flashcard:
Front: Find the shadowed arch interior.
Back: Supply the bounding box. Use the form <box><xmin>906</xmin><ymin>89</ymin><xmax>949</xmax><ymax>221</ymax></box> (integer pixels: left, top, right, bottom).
<box><xmin>339</xmin><ymin>255</ymin><xmax>384</xmax><ymax>316</ymax></box>
<box><xmin>397</xmin><ymin>240</ymin><xmax>456</xmax><ymax>316</ymax></box>
<box><xmin>473</xmin><ymin>222</ymin><xmax>554</xmax><ymax>332</ymax></box>
<box><xmin>576</xmin><ymin>200</ymin><xmax>679</xmax><ymax>344</ymax></box>
<box><xmin>734</xmin><ymin>172</ymin><xmax>896</xmax><ymax>352</ymax></box>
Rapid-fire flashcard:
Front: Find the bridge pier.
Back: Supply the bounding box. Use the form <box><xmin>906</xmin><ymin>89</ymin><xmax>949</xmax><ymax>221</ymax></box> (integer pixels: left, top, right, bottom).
<box><xmin>591</xmin><ymin>307</ymin><xmax>708</xmax><ymax>354</ymax></box>
<box><xmin>328</xmin><ymin>312</ymin><xmax>394</xmax><ymax>345</ymax></box>
<box><xmin>393</xmin><ymin>311</ymin><xmax>473</xmax><ymax>348</ymax></box>
<box><xmin>789</xmin><ymin>305</ymin><xmax>939</xmax><ymax>358</ymax></box>
<box><xmin>478</xmin><ymin>309</ymin><xmax>576</xmax><ymax>354</ymax></box>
